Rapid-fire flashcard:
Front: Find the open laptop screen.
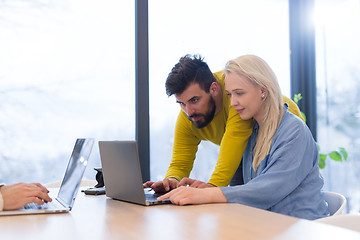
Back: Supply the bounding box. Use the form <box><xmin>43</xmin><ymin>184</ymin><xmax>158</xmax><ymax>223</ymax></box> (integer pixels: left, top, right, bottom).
<box><xmin>57</xmin><ymin>138</ymin><xmax>94</xmax><ymax>208</ymax></box>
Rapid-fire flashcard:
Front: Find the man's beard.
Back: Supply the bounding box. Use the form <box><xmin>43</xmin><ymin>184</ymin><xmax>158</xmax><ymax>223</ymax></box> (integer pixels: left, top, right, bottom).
<box><xmin>188</xmin><ymin>96</ymin><xmax>216</xmax><ymax>129</ymax></box>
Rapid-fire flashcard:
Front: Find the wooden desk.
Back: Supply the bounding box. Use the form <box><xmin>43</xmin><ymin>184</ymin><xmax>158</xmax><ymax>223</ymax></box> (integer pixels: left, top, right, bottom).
<box><xmin>1</xmin><ymin>189</ymin><xmax>360</xmax><ymax>240</ymax></box>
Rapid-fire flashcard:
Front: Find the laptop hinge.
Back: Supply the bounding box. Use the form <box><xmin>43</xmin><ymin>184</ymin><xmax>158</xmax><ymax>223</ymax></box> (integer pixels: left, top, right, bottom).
<box><xmin>56</xmin><ymin>197</ymin><xmax>71</xmax><ymax>210</ymax></box>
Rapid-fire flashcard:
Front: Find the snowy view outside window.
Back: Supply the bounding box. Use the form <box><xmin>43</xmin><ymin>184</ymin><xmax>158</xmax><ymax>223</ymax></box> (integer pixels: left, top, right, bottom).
<box><xmin>315</xmin><ymin>0</ymin><xmax>360</xmax><ymax>213</ymax></box>
<box><xmin>0</xmin><ymin>0</ymin><xmax>135</xmax><ymax>184</ymax></box>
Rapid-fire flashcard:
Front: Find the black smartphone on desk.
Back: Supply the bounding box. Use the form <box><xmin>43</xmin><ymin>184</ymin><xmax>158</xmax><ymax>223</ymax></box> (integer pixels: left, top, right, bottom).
<box><xmin>82</xmin><ymin>186</ymin><xmax>106</xmax><ymax>195</ymax></box>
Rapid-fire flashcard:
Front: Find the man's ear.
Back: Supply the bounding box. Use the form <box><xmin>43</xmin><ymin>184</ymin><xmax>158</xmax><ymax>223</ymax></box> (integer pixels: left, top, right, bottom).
<box><xmin>210</xmin><ymin>82</ymin><xmax>220</xmax><ymax>96</ymax></box>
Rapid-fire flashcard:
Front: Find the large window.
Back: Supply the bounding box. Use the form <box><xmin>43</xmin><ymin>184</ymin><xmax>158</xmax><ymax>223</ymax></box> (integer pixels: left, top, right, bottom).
<box><xmin>0</xmin><ymin>0</ymin><xmax>135</xmax><ymax>184</ymax></box>
<box><xmin>315</xmin><ymin>0</ymin><xmax>360</xmax><ymax>213</ymax></box>
<box><xmin>149</xmin><ymin>0</ymin><xmax>291</xmax><ymax>182</ymax></box>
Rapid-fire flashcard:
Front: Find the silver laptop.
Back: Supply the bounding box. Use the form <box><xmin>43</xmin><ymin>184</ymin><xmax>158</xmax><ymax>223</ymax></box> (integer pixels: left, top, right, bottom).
<box><xmin>98</xmin><ymin>141</ymin><xmax>170</xmax><ymax>206</ymax></box>
<box><xmin>0</xmin><ymin>138</ymin><xmax>94</xmax><ymax>216</ymax></box>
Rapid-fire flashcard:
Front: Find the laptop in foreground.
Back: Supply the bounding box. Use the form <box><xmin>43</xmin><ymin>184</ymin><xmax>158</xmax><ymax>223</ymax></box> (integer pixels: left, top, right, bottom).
<box><xmin>0</xmin><ymin>138</ymin><xmax>95</xmax><ymax>216</ymax></box>
<box><xmin>98</xmin><ymin>141</ymin><xmax>170</xmax><ymax>206</ymax></box>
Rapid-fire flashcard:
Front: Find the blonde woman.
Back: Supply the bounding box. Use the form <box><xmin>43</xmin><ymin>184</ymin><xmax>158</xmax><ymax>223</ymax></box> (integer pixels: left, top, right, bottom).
<box><xmin>159</xmin><ymin>55</ymin><xmax>329</xmax><ymax>220</ymax></box>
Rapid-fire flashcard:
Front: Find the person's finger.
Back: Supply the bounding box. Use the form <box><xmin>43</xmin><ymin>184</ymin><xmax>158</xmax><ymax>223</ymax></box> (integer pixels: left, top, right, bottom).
<box><xmin>149</xmin><ymin>181</ymin><xmax>166</xmax><ymax>193</ymax></box>
<box><xmin>150</xmin><ymin>181</ymin><xmax>162</xmax><ymax>188</ymax></box>
<box><xmin>178</xmin><ymin>178</ymin><xmax>188</xmax><ymax>186</ymax></box>
<box><xmin>157</xmin><ymin>186</ymin><xmax>181</xmax><ymax>201</ymax></box>
<box><xmin>37</xmin><ymin>191</ymin><xmax>52</xmax><ymax>203</ymax></box>
<box><xmin>157</xmin><ymin>191</ymin><xmax>171</xmax><ymax>201</ymax></box>
<box><xmin>30</xmin><ymin>197</ymin><xmax>46</xmax><ymax>205</ymax></box>
<box><xmin>169</xmin><ymin>179</ymin><xmax>179</xmax><ymax>190</ymax></box>
<box><xmin>150</xmin><ymin>181</ymin><xmax>164</xmax><ymax>192</ymax></box>
<box><xmin>169</xmin><ymin>188</ymin><xmax>189</xmax><ymax>205</ymax></box>
<box><xmin>25</xmin><ymin>186</ymin><xmax>52</xmax><ymax>203</ymax></box>
<box><xmin>152</xmin><ymin>185</ymin><xmax>165</xmax><ymax>193</ymax></box>
<box><xmin>163</xmin><ymin>179</ymin><xmax>171</xmax><ymax>192</ymax></box>
<box><xmin>159</xmin><ymin>186</ymin><xmax>186</xmax><ymax>203</ymax></box>
<box><xmin>187</xmin><ymin>180</ymin><xmax>197</xmax><ymax>187</ymax></box>
<box><xmin>32</xmin><ymin>183</ymin><xmax>50</xmax><ymax>193</ymax></box>
<box><xmin>143</xmin><ymin>181</ymin><xmax>154</xmax><ymax>188</ymax></box>
<box><xmin>178</xmin><ymin>178</ymin><xmax>195</xmax><ymax>187</ymax></box>
<box><xmin>27</xmin><ymin>196</ymin><xmax>50</xmax><ymax>206</ymax></box>
<box><xmin>190</xmin><ymin>181</ymin><xmax>206</xmax><ymax>188</ymax></box>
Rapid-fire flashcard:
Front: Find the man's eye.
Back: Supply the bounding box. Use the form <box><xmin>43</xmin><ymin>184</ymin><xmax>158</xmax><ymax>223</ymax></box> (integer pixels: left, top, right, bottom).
<box><xmin>191</xmin><ymin>98</ymin><xmax>198</xmax><ymax>103</ymax></box>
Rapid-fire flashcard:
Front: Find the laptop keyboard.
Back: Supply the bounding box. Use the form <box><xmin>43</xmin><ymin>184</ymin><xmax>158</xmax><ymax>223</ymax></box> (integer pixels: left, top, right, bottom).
<box><xmin>23</xmin><ymin>201</ymin><xmax>56</xmax><ymax>210</ymax></box>
<box><xmin>144</xmin><ymin>192</ymin><xmax>164</xmax><ymax>202</ymax></box>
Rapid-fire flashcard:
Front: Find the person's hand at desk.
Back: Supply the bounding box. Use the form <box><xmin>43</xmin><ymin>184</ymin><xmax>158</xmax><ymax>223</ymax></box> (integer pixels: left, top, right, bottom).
<box><xmin>178</xmin><ymin>177</ymin><xmax>215</xmax><ymax>188</ymax></box>
<box><xmin>0</xmin><ymin>183</ymin><xmax>52</xmax><ymax>210</ymax></box>
<box><xmin>143</xmin><ymin>178</ymin><xmax>180</xmax><ymax>193</ymax></box>
<box><xmin>157</xmin><ymin>178</ymin><xmax>226</xmax><ymax>205</ymax></box>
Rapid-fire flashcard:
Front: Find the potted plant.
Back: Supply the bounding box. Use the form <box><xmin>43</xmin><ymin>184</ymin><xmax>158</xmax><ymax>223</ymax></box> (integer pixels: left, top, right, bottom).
<box><xmin>293</xmin><ymin>93</ymin><xmax>348</xmax><ymax>169</ymax></box>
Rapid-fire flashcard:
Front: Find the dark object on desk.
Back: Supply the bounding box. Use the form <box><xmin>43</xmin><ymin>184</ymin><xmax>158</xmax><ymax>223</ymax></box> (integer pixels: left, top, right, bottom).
<box><xmin>94</xmin><ymin>168</ymin><xmax>104</xmax><ymax>188</ymax></box>
<box><xmin>82</xmin><ymin>167</ymin><xmax>106</xmax><ymax>195</ymax></box>
<box><xmin>83</xmin><ymin>186</ymin><xmax>106</xmax><ymax>195</ymax></box>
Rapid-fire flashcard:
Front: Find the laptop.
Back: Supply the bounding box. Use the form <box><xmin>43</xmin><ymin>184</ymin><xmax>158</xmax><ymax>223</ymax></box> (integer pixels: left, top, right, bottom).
<box><xmin>98</xmin><ymin>141</ymin><xmax>170</xmax><ymax>206</ymax></box>
<box><xmin>0</xmin><ymin>138</ymin><xmax>95</xmax><ymax>216</ymax></box>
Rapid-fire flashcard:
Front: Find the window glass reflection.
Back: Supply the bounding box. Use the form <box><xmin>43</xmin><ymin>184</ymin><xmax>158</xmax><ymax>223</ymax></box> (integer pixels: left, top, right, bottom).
<box><xmin>315</xmin><ymin>0</ymin><xmax>360</xmax><ymax>213</ymax></box>
<box><xmin>0</xmin><ymin>0</ymin><xmax>135</xmax><ymax>184</ymax></box>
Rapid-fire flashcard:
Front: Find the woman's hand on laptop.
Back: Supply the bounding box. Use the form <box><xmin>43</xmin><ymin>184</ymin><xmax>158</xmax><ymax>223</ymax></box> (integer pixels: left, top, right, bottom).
<box><xmin>0</xmin><ymin>183</ymin><xmax>52</xmax><ymax>210</ymax></box>
<box><xmin>143</xmin><ymin>178</ymin><xmax>179</xmax><ymax>193</ymax></box>
<box><xmin>157</xmin><ymin>185</ymin><xmax>226</xmax><ymax>205</ymax></box>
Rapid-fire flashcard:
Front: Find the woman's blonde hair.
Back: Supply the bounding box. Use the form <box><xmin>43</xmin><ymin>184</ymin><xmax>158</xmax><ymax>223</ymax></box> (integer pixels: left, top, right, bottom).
<box><xmin>224</xmin><ymin>55</ymin><xmax>284</xmax><ymax>170</ymax></box>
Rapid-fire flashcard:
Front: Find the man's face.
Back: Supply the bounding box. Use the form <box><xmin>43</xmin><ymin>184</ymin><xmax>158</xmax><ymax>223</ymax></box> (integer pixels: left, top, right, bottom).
<box><xmin>175</xmin><ymin>83</ymin><xmax>216</xmax><ymax>128</ymax></box>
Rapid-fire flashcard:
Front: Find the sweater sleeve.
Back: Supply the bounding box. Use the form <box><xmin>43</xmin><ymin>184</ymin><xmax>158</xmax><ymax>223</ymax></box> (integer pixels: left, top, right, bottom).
<box><xmin>164</xmin><ymin>111</ymin><xmax>201</xmax><ymax>181</ymax></box>
<box><xmin>208</xmin><ymin>107</ymin><xmax>253</xmax><ymax>186</ymax></box>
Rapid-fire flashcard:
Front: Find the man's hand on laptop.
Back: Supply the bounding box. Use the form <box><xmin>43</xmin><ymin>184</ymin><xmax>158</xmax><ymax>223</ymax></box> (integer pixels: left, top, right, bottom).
<box><xmin>178</xmin><ymin>178</ymin><xmax>215</xmax><ymax>188</ymax></box>
<box><xmin>0</xmin><ymin>183</ymin><xmax>52</xmax><ymax>210</ymax></box>
<box><xmin>143</xmin><ymin>178</ymin><xmax>179</xmax><ymax>193</ymax></box>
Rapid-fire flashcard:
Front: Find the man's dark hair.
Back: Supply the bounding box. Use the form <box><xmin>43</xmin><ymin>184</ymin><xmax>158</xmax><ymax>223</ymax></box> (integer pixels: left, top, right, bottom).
<box><xmin>165</xmin><ymin>54</ymin><xmax>217</xmax><ymax>96</ymax></box>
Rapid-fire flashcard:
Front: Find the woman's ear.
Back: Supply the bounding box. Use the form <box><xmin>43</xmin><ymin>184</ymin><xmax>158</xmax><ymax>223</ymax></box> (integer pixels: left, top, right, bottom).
<box><xmin>260</xmin><ymin>88</ymin><xmax>267</xmax><ymax>99</ymax></box>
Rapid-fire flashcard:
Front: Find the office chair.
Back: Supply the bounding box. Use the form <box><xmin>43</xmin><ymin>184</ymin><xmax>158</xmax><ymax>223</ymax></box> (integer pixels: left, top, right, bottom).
<box><xmin>323</xmin><ymin>191</ymin><xmax>347</xmax><ymax>216</ymax></box>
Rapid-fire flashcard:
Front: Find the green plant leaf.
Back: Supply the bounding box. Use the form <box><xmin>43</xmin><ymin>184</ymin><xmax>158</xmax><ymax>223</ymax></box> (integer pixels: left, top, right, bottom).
<box><xmin>329</xmin><ymin>151</ymin><xmax>343</xmax><ymax>162</ymax></box>
<box><xmin>293</xmin><ymin>93</ymin><xmax>302</xmax><ymax>104</ymax></box>
<box><xmin>318</xmin><ymin>157</ymin><xmax>326</xmax><ymax>169</ymax></box>
<box><xmin>339</xmin><ymin>147</ymin><xmax>348</xmax><ymax>160</ymax></box>
<box><xmin>318</xmin><ymin>154</ymin><xmax>327</xmax><ymax>169</ymax></box>
<box><xmin>294</xmin><ymin>92</ymin><xmax>348</xmax><ymax>169</ymax></box>
<box><xmin>319</xmin><ymin>153</ymin><xmax>327</xmax><ymax>161</ymax></box>
<box><xmin>301</xmin><ymin>112</ymin><xmax>307</xmax><ymax>122</ymax></box>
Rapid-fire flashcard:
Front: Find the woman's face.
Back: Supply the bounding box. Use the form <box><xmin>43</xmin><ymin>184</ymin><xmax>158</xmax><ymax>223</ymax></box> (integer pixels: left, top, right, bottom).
<box><xmin>225</xmin><ymin>72</ymin><xmax>266</xmax><ymax>123</ymax></box>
